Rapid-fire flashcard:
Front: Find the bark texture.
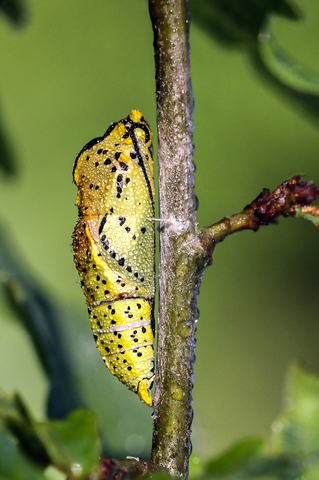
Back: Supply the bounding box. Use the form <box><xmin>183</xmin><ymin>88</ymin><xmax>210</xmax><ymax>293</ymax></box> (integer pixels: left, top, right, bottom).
<box><xmin>149</xmin><ymin>0</ymin><xmax>212</xmax><ymax>476</ymax></box>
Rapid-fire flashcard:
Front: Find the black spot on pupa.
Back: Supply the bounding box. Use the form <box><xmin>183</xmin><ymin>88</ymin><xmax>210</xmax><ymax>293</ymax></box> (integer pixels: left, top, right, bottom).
<box><xmin>90</xmin><ymin>184</ymin><xmax>93</xmax><ymax>189</ymax></box>
<box><xmin>103</xmin><ymin>150</ymin><xmax>108</xmax><ymax>154</ymax></box>
<box><xmin>141</xmin><ymin>227</ymin><xmax>146</xmax><ymax>234</ymax></box>
<box><xmin>111</xmin><ymin>309</ymin><xmax>115</xmax><ymax>315</ymax></box>
<box><xmin>95</xmin><ymin>185</ymin><xmax>99</xmax><ymax>190</ymax></box>
<box><xmin>104</xmin><ymin>158</ymin><xmax>111</xmax><ymax>165</ymax></box>
<box><xmin>109</xmin><ymin>250</ymin><xmax>116</xmax><ymax>259</ymax></box>
<box><xmin>125</xmin><ymin>227</ymin><xmax>131</xmax><ymax>233</ymax></box>
<box><xmin>142</xmin><ymin>327</ymin><xmax>146</xmax><ymax>333</ymax></box>
<box><xmin>111</xmin><ymin>166</ymin><xmax>116</xmax><ymax>172</ymax></box>
<box><xmin>130</xmin><ymin>153</ymin><xmax>137</xmax><ymax>159</ymax></box>
<box><xmin>128</xmin><ymin>366</ymin><xmax>132</xmax><ymax>371</ymax></box>
<box><xmin>132</xmin><ymin>235</ymin><xmax>136</xmax><ymax>240</ymax></box>
<box><xmin>104</xmin><ymin>290</ymin><xmax>110</xmax><ymax>295</ymax></box>
<box><xmin>120</xmin><ymin>162</ymin><xmax>128</xmax><ymax>170</ymax></box>
<box><xmin>119</xmin><ymin>216</ymin><xmax>126</xmax><ymax>226</ymax></box>
<box><xmin>99</xmin><ymin>215</ymin><xmax>107</xmax><ymax>234</ymax></box>
<box><xmin>118</xmin><ymin>344</ymin><xmax>123</xmax><ymax>349</ymax></box>
<box><xmin>118</xmin><ymin>258</ymin><xmax>125</xmax><ymax>266</ymax></box>
<box><xmin>137</xmin><ymin>352</ymin><xmax>142</xmax><ymax>357</ymax></box>
<box><xmin>102</xmin><ymin>280</ymin><xmax>106</xmax><ymax>285</ymax></box>
<box><xmin>86</xmin><ymin>156</ymin><xmax>90</xmax><ymax>161</ymax></box>
<box><xmin>95</xmin><ymin>161</ymin><xmax>99</xmax><ymax>167</ymax></box>
<box><xmin>97</xmin><ymin>148</ymin><xmax>103</xmax><ymax>154</ymax></box>
<box><xmin>105</xmin><ymin>346</ymin><xmax>110</xmax><ymax>353</ymax></box>
<box><xmin>134</xmin><ymin>272</ymin><xmax>138</xmax><ymax>278</ymax></box>
<box><xmin>115</xmin><ymin>152</ymin><xmax>121</xmax><ymax>160</ymax></box>
<box><xmin>126</xmin><ymin>266</ymin><xmax>132</xmax><ymax>272</ymax></box>
<box><xmin>126</xmin><ymin>178</ymin><xmax>130</xmax><ymax>184</ymax></box>
<box><xmin>137</xmin><ymin>303</ymin><xmax>141</xmax><ymax>309</ymax></box>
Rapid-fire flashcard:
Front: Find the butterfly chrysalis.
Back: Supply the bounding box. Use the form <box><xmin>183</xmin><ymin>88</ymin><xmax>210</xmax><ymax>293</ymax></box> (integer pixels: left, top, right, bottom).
<box><xmin>72</xmin><ymin>110</ymin><xmax>155</xmax><ymax>406</ymax></box>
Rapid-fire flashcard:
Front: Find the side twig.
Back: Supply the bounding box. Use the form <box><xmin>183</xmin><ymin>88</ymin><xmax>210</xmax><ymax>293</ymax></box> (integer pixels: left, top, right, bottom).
<box><xmin>203</xmin><ymin>175</ymin><xmax>319</xmax><ymax>243</ymax></box>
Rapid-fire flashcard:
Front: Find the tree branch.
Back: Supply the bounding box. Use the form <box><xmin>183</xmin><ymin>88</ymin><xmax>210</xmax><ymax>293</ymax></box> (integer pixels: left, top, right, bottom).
<box><xmin>149</xmin><ymin>0</ymin><xmax>211</xmax><ymax>477</ymax></box>
<box><xmin>203</xmin><ymin>175</ymin><xmax>319</xmax><ymax>244</ymax></box>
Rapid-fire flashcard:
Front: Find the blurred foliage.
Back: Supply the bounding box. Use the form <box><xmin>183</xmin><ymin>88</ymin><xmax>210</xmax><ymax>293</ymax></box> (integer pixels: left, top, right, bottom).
<box><xmin>189</xmin><ymin>0</ymin><xmax>301</xmax><ymax>46</ymax></box>
<box><xmin>1</xmin><ymin>364</ymin><xmax>319</xmax><ymax>479</ymax></box>
<box><xmin>0</xmin><ymin>231</ymin><xmax>82</xmax><ymax>419</ymax></box>
<box><xmin>0</xmin><ymin>0</ymin><xmax>26</xmax><ymax>27</ymax></box>
<box><xmin>0</xmin><ymin>390</ymin><xmax>100</xmax><ymax>479</ymax></box>
<box><xmin>189</xmin><ymin>0</ymin><xmax>319</xmax><ymax>120</ymax></box>
<box><xmin>0</xmin><ymin>112</ymin><xmax>17</xmax><ymax>176</ymax></box>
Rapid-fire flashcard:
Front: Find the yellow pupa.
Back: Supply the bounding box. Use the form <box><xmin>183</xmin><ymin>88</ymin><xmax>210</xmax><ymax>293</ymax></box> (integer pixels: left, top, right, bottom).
<box><xmin>72</xmin><ymin>110</ymin><xmax>155</xmax><ymax>406</ymax></box>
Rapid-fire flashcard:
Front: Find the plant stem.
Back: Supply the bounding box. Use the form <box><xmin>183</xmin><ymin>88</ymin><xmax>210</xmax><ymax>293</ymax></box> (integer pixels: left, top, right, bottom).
<box><xmin>149</xmin><ymin>0</ymin><xmax>211</xmax><ymax>476</ymax></box>
<box><xmin>204</xmin><ymin>176</ymin><xmax>319</xmax><ymax>243</ymax></box>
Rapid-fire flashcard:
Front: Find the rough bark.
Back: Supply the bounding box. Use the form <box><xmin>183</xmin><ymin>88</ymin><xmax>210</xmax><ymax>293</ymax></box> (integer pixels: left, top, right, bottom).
<box><xmin>149</xmin><ymin>0</ymin><xmax>212</xmax><ymax>476</ymax></box>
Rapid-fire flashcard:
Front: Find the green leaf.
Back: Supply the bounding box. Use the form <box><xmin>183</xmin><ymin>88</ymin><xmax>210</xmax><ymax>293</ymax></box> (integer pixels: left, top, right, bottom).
<box><xmin>203</xmin><ymin>437</ymin><xmax>303</xmax><ymax>479</ymax></box>
<box><xmin>272</xmin><ymin>363</ymin><xmax>319</xmax><ymax>456</ymax></box>
<box><xmin>272</xmin><ymin>363</ymin><xmax>319</xmax><ymax>479</ymax></box>
<box><xmin>0</xmin><ymin>422</ymin><xmax>46</xmax><ymax>480</ymax></box>
<box><xmin>205</xmin><ymin>437</ymin><xmax>265</xmax><ymax>476</ymax></box>
<box><xmin>255</xmin><ymin>26</ymin><xmax>319</xmax><ymax>120</ymax></box>
<box><xmin>190</xmin><ymin>0</ymin><xmax>319</xmax><ymax>121</ymax></box>
<box><xmin>36</xmin><ymin>410</ymin><xmax>101</xmax><ymax>479</ymax></box>
<box><xmin>0</xmin><ymin>390</ymin><xmax>50</xmax><ymax>466</ymax></box>
<box><xmin>0</xmin><ymin>390</ymin><xmax>100</xmax><ymax>478</ymax></box>
<box><xmin>189</xmin><ymin>0</ymin><xmax>300</xmax><ymax>47</ymax></box>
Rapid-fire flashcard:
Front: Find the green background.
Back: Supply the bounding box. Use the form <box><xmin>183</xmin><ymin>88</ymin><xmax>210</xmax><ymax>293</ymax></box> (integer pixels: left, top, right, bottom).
<box><xmin>0</xmin><ymin>0</ymin><xmax>318</xmax><ymax>461</ymax></box>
